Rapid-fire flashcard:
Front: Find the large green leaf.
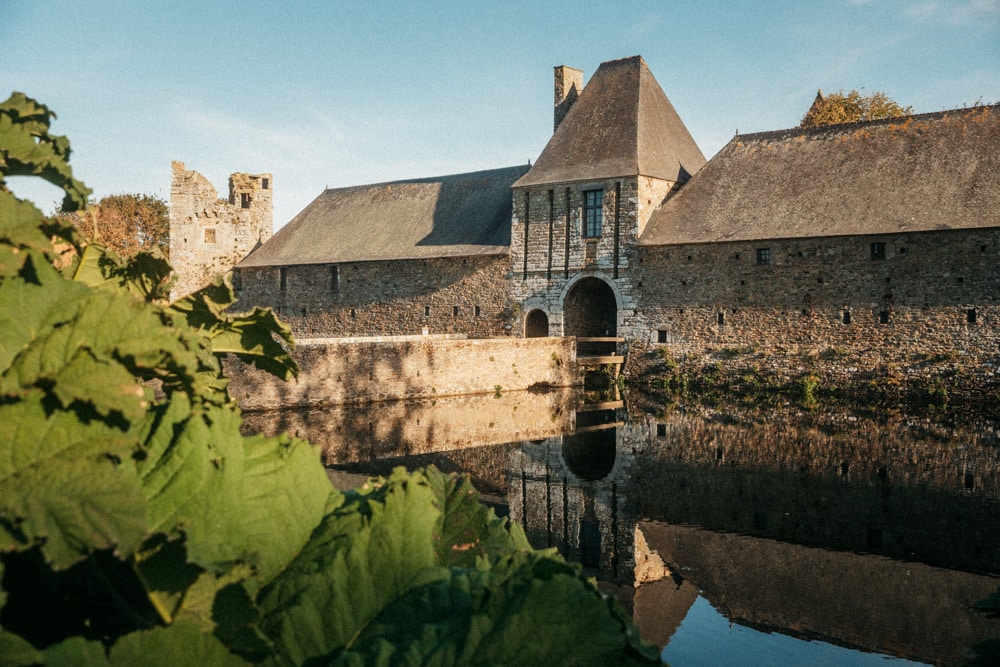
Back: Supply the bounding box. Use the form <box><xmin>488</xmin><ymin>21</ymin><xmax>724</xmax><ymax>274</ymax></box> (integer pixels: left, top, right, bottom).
<box><xmin>256</xmin><ymin>468</ymin><xmax>660</xmax><ymax>666</ymax></box>
<box><xmin>169</xmin><ymin>277</ymin><xmax>297</xmax><ymax>382</ymax></box>
<box><xmin>0</xmin><ymin>627</ymin><xmax>44</xmax><ymax>667</ymax></box>
<box><xmin>429</xmin><ymin>467</ymin><xmax>530</xmax><ymax>568</ymax></box>
<box><xmin>41</xmin><ymin>621</ymin><xmax>249</xmax><ymax>666</ymax></box>
<box><xmin>256</xmin><ymin>469</ymin><xmax>442</xmax><ymax>664</ymax></box>
<box><xmin>136</xmin><ymin>395</ymin><xmax>330</xmax><ymax>587</ymax></box>
<box><xmin>0</xmin><ymin>397</ymin><xmax>147</xmax><ymax>568</ymax></box>
<box><xmin>334</xmin><ymin>553</ymin><xmax>660</xmax><ymax>667</ymax></box>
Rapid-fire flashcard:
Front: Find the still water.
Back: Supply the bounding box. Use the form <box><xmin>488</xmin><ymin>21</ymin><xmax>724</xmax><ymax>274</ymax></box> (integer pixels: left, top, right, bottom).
<box><xmin>243</xmin><ymin>388</ymin><xmax>1000</xmax><ymax>665</ymax></box>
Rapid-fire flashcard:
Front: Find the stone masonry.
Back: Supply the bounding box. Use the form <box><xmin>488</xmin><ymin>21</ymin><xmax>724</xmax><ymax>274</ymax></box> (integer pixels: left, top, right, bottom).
<box><xmin>169</xmin><ymin>161</ymin><xmax>272</xmax><ymax>299</ymax></box>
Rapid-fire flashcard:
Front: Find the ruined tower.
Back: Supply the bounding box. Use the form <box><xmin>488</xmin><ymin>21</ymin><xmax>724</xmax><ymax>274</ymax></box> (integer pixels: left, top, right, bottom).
<box><xmin>169</xmin><ymin>161</ymin><xmax>273</xmax><ymax>300</ymax></box>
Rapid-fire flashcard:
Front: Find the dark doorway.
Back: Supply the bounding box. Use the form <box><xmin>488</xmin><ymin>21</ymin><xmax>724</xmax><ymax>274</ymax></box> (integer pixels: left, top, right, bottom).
<box><xmin>524</xmin><ymin>309</ymin><xmax>549</xmax><ymax>337</ymax></box>
<box><xmin>564</xmin><ymin>277</ymin><xmax>617</xmax><ymax>338</ymax></box>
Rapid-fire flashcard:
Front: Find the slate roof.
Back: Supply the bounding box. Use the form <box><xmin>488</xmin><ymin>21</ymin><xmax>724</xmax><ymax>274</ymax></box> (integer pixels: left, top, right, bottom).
<box><xmin>640</xmin><ymin>105</ymin><xmax>1000</xmax><ymax>246</ymax></box>
<box><xmin>238</xmin><ymin>165</ymin><xmax>530</xmax><ymax>267</ymax></box>
<box><xmin>514</xmin><ymin>56</ymin><xmax>706</xmax><ymax>188</ymax></box>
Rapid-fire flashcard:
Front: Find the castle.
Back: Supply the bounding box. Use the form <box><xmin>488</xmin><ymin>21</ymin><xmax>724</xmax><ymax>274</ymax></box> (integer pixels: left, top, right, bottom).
<box><xmin>171</xmin><ymin>56</ymin><xmax>1000</xmax><ymax>362</ymax></box>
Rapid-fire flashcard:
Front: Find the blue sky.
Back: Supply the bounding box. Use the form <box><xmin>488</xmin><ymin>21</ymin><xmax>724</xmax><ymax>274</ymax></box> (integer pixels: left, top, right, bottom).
<box><xmin>4</xmin><ymin>0</ymin><xmax>999</xmax><ymax>228</ymax></box>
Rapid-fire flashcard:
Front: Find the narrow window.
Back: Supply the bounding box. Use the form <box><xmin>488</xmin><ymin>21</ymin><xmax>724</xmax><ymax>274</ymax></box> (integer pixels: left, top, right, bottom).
<box><xmin>871</xmin><ymin>242</ymin><xmax>886</xmax><ymax>260</ymax></box>
<box><xmin>656</xmin><ymin>329</ymin><xmax>667</xmax><ymax>344</ymax></box>
<box><xmin>967</xmin><ymin>308</ymin><xmax>978</xmax><ymax>324</ymax></box>
<box><xmin>453</xmin><ymin>306</ymin><xmax>460</xmax><ymax>317</ymax></box>
<box><xmin>424</xmin><ymin>305</ymin><xmax>431</xmax><ymax>317</ymax></box>
<box><xmin>842</xmin><ymin>310</ymin><xmax>852</xmax><ymax>325</ymax></box>
<box><xmin>350</xmin><ymin>308</ymin><xmax>356</xmax><ymax>319</ymax></box>
<box><xmin>203</xmin><ymin>227</ymin><xmax>216</xmax><ymax>244</ymax></box>
<box><xmin>582</xmin><ymin>189</ymin><xmax>603</xmax><ymax>238</ymax></box>
<box><xmin>262</xmin><ymin>177</ymin><xmax>269</xmax><ymax>190</ymax></box>
<box><xmin>879</xmin><ymin>310</ymin><xmax>890</xmax><ymax>324</ymax></box>
<box><xmin>656</xmin><ymin>424</ymin><xmax>667</xmax><ymax>437</ymax></box>
<box><xmin>474</xmin><ymin>305</ymin><xmax>481</xmax><ymax>317</ymax></box>
<box><xmin>717</xmin><ymin>312</ymin><xmax>725</xmax><ymax>325</ymax></box>
<box><xmin>330</xmin><ymin>265</ymin><xmax>339</xmax><ymax>292</ymax></box>
<box><xmin>241</xmin><ymin>192</ymin><xmax>251</xmax><ymax>209</ymax></box>
<box><xmin>755</xmin><ymin>248</ymin><xmax>771</xmax><ymax>266</ymax></box>
<box><xmin>279</xmin><ymin>267</ymin><xmax>287</xmax><ymax>291</ymax></box>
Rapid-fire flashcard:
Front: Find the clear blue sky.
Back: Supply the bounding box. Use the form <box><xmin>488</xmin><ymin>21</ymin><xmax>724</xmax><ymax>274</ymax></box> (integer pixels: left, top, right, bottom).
<box><xmin>4</xmin><ymin>0</ymin><xmax>999</xmax><ymax>228</ymax></box>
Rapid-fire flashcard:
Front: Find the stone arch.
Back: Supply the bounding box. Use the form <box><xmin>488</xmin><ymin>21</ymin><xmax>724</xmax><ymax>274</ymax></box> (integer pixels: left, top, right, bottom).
<box><xmin>562</xmin><ymin>275</ymin><xmax>619</xmax><ymax>338</ymax></box>
<box><xmin>524</xmin><ymin>309</ymin><xmax>549</xmax><ymax>338</ymax></box>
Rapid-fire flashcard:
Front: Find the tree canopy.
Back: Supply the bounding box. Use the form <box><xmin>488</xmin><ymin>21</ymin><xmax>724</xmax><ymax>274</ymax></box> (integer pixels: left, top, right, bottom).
<box><xmin>62</xmin><ymin>192</ymin><xmax>169</xmax><ymax>259</ymax></box>
<box><xmin>800</xmin><ymin>88</ymin><xmax>913</xmax><ymax>128</ymax></box>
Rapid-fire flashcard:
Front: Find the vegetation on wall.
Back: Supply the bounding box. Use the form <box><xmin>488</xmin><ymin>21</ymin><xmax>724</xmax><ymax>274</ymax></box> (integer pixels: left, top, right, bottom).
<box><xmin>800</xmin><ymin>88</ymin><xmax>913</xmax><ymax>127</ymax></box>
<box><xmin>0</xmin><ymin>92</ymin><xmax>660</xmax><ymax>665</ymax></box>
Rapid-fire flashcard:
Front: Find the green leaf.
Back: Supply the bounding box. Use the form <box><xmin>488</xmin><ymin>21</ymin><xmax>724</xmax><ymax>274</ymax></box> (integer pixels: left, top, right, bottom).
<box><xmin>256</xmin><ymin>469</ymin><xmax>441</xmax><ymax>664</ymax></box>
<box><xmin>169</xmin><ymin>277</ymin><xmax>297</xmax><ymax>382</ymax></box>
<box><xmin>0</xmin><ymin>93</ymin><xmax>91</xmax><ymax>212</ymax></box>
<box><xmin>335</xmin><ymin>553</ymin><xmax>661</xmax><ymax>666</ymax></box>
<box><xmin>0</xmin><ymin>627</ymin><xmax>44</xmax><ymax>667</ymax></box>
<box><xmin>107</xmin><ymin>621</ymin><xmax>249</xmax><ymax>666</ymax></box>
<box><xmin>136</xmin><ymin>396</ymin><xmax>330</xmax><ymax>588</ymax></box>
<box><xmin>0</xmin><ymin>397</ymin><xmax>147</xmax><ymax>568</ymax></box>
<box><xmin>429</xmin><ymin>467</ymin><xmax>530</xmax><ymax>568</ymax></box>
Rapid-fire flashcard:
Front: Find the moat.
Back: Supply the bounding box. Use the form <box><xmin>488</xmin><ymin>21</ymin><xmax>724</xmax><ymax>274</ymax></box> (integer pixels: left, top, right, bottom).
<box><xmin>242</xmin><ymin>390</ymin><xmax>1000</xmax><ymax>665</ymax></box>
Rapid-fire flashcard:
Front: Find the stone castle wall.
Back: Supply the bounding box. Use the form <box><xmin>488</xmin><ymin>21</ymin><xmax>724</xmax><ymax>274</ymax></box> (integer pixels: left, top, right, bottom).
<box><xmin>226</xmin><ymin>334</ymin><xmax>579</xmax><ymax>409</ymax></box>
<box><xmin>630</xmin><ymin>227</ymin><xmax>1000</xmax><ymax>358</ymax></box>
<box><xmin>169</xmin><ymin>162</ymin><xmax>272</xmax><ymax>299</ymax></box>
<box><xmin>235</xmin><ymin>254</ymin><xmax>512</xmax><ymax>339</ymax></box>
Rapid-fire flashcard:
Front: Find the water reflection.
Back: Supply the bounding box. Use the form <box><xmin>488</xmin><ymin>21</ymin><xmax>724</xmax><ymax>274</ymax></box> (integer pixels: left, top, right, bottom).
<box><xmin>243</xmin><ymin>391</ymin><xmax>1000</xmax><ymax>665</ymax></box>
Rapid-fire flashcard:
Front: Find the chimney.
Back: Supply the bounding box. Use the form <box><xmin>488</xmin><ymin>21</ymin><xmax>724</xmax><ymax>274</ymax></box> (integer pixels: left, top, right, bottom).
<box><xmin>554</xmin><ymin>65</ymin><xmax>583</xmax><ymax>132</ymax></box>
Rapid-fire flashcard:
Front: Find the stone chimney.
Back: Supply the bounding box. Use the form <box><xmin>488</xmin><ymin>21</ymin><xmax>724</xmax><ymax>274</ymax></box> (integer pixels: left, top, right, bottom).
<box><xmin>554</xmin><ymin>65</ymin><xmax>583</xmax><ymax>132</ymax></box>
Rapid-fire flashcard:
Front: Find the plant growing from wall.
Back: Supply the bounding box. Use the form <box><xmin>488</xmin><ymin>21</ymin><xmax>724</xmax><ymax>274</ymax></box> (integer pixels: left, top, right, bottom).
<box><xmin>0</xmin><ymin>92</ymin><xmax>660</xmax><ymax>665</ymax></box>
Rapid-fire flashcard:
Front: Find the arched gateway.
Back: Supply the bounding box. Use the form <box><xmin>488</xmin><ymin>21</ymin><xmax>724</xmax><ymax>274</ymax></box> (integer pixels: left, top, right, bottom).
<box><xmin>563</xmin><ymin>277</ymin><xmax>617</xmax><ymax>338</ymax></box>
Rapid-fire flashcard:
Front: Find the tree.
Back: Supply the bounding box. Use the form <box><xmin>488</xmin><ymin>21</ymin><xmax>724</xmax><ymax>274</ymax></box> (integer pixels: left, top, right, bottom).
<box><xmin>800</xmin><ymin>88</ymin><xmax>913</xmax><ymax>128</ymax></box>
<box><xmin>0</xmin><ymin>92</ymin><xmax>661</xmax><ymax>665</ymax></box>
<box><xmin>63</xmin><ymin>192</ymin><xmax>169</xmax><ymax>259</ymax></box>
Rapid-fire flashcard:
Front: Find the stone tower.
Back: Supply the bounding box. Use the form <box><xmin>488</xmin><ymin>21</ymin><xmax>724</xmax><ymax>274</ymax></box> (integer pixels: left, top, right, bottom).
<box><xmin>169</xmin><ymin>161</ymin><xmax>273</xmax><ymax>300</ymax></box>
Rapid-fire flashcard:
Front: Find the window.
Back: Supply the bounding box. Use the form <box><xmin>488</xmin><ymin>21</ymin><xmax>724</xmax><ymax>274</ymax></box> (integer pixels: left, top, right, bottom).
<box><xmin>842</xmin><ymin>310</ymin><xmax>852</xmax><ymax>325</ymax></box>
<box><xmin>755</xmin><ymin>248</ymin><xmax>771</xmax><ymax>266</ymax></box>
<box><xmin>203</xmin><ymin>228</ymin><xmax>216</xmax><ymax>244</ymax></box>
<box><xmin>330</xmin><ymin>265</ymin><xmax>339</xmax><ymax>292</ymax></box>
<box><xmin>452</xmin><ymin>306</ymin><xmax>460</xmax><ymax>317</ymax></box>
<box><xmin>968</xmin><ymin>308</ymin><xmax>978</xmax><ymax>324</ymax></box>
<box><xmin>656</xmin><ymin>329</ymin><xmax>667</xmax><ymax>344</ymax></box>
<box><xmin>262</xmin><ymin>177</ymin><xmax>269</xmax><ymax>190</ymax></box>
<box><xmin>582</xmin><ymin>189</ymin><xmax>603</xmax><ymax>237</ymax></box>
<box><xmin>871</xmin><ymin>242</ymin><xmax>886</xmax><ymax>260</ymax></box>
<box><xmin>878</xmin><ymin>310</ymin><xmax>890</xmax><ymax>324</ymax></box>
<box><xmin>474</xmin><ymin>305</ymin><xmax>481</xmax><ymax>317</ymax></box>
<box><xmin>279</xmin><ymin>267</ymin><xmax>287</xmax><ymax>291</ymax></box>
<box><xmin>717</xmin><ymin>312</ymin><xmax>725</xmax><ymax>325</ymax></box>
<box><xmin>240</xmin><ymin>193</ymin><xmax>251</xmax><ymax>209</ymax></box>
<box><xmin>424</xmin><ymin>305</ymin><xmax>431</xmax><ymax>317</ymax></box>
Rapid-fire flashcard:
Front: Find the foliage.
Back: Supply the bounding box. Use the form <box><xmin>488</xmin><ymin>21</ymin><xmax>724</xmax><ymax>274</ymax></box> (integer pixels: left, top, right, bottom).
<box><xmin>60</xmin><ymin>193</ymin><xmax>170</xmax><ymax>259</ymax></box>
<box><xmin>0</xmin><ymin>92</ymin><xmax>661</xmax><ymax>665</ymax></box>
<box><xmin>800</xmin><ymin>88</ymin><xmax>913</xmax><ymax>128</ymax></box>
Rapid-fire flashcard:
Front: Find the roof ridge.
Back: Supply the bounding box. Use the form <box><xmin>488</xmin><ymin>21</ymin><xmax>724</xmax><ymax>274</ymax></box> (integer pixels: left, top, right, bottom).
<box><xmin>732</xmin><ymin>103</ymin><xmax>1000</xmax><ymax>143</ymax></box>
<box><xmin>324</xmin><ymin>164</ymin><xmax>531</xmax><ymax>193</ymax></box>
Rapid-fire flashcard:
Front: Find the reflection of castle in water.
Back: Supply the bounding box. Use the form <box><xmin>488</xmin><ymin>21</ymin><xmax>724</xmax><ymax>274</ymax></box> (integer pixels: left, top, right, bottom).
<box><xmin>508</xmin><ymin>403</ymin><xmax>633</xmax><ymax>580</ymax></box>
<box><xmin>249</xmin><ymin>394</ymin><xmax>1000</xmax><ymax>663</ymax></box>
